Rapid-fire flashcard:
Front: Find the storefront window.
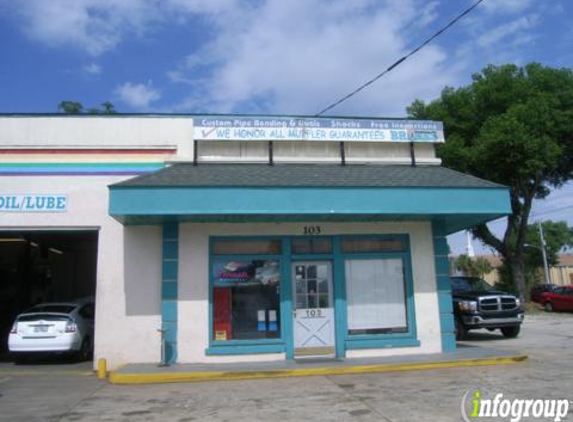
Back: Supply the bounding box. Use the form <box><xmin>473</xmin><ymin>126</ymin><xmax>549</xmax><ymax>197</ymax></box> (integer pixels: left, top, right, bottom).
<box><xmin>345</xmin><ymin>258</ymin><xmax>408</xmax><ymax>335</ymax></box>
<box><xmin>341</xmin><ymin>237</ymin><xmax>405</xmax><ymax>253</ymax></box>
<box><xmin>212</xmin><ymin>259</ymin><xmax>281</xmax><ymax>341</ymax></box>
<box><xmin>294</xmin><ymin>263</ymin><xmax>331</xmax><ymax>309</ymax></box>
<box><xmin>212</xmin><ymin>239</ymin><xmax>281</xmax><ymax>255</ymax></box>
<box><xmin>291</xmin><ymin>238</ymin><xmax>332</xmax><ymax>254</ymax></box>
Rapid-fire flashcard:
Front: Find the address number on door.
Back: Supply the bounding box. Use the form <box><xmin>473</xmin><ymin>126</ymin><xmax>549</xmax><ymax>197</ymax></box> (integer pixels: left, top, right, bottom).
<box><xmin>305</xmin><ymin>309</ymin><xmax>323</xmax><ymax>318</ymax></box>
<box><xmin>303</xmin><ymin>226</ymin><xmax>321</xmax><ymax>235</ymax></box>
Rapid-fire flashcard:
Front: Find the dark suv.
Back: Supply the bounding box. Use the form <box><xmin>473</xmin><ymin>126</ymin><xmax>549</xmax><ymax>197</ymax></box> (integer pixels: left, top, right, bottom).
<box><xmin>451</xmin><ymin>276</ymin><xmax>524</xmax><ymax>340</ymax></box>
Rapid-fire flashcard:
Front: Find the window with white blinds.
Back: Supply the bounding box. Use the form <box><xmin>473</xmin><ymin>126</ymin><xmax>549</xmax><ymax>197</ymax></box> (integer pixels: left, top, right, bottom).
<box><xmin>345</xmin><ymin>258</ymin><xmax>408</xmax><ymax>335</ymax></box>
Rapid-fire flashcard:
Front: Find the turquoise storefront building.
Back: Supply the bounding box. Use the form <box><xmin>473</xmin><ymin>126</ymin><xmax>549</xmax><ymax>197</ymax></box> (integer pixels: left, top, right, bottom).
<box><xmin>106</xmin><ymin>114</ymin><xmax>510</xmax><ymax>365</ymax></box>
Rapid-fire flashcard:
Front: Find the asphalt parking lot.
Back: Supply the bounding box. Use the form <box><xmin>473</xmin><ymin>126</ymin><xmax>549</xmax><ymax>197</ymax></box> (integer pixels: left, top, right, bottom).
<box><xmin>0</xmin><ymin>311</ymin><xmax>572</xmax><ymax>422</ymax></box>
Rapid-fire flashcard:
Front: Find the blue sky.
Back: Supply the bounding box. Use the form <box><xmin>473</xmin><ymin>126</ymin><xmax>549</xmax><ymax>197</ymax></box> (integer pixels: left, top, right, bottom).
<box><xmin>0</xmin><ymin>0</ymin><xmax>571</xmax><ymax>253</ymax></box>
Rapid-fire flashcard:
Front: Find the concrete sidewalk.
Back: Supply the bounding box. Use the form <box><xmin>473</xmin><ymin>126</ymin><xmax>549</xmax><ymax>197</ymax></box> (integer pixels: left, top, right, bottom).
<box><xmin>109</xmin><ymin>345</ymin><xmax>527</xmax><ymax>384</ymax></box>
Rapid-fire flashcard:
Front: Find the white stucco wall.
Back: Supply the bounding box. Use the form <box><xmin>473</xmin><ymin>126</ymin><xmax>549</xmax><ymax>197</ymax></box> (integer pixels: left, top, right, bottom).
<box><xmin>0</xmin><ymin>116</ymin><xmax>192</xmax><ymax>370</ymax></box>
<box><xmin>0</xmin><ymin>116</ymin><xmax>192</xmax><ymax>154</ymax></box>
<box><xmin>0</xmin><ymin>176</ymin><xmax>164</xmax><ymax>370</ymax></box>
<box><xmin>177</xmin><ymin>221</ymin><xmax>441</xmax><ymax>364</ymax></box>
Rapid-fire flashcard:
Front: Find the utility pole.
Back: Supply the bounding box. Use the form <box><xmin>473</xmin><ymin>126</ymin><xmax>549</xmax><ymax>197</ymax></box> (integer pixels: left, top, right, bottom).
<box><xmin>466</xmin><ymin>231</ymin><xmax>475</xmax><ymax>258</ymax></box>
<box><xmin>538</xmin><ymin>221</ymin><xmax>552</xmax><ymax>285</ymax></box>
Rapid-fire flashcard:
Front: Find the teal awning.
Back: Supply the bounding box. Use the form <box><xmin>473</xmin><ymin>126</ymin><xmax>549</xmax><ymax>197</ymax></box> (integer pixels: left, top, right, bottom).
<box><xmin>109</xmin><ymin>164</ymin><xmax>511</xmax><ymax>235</ymax></box>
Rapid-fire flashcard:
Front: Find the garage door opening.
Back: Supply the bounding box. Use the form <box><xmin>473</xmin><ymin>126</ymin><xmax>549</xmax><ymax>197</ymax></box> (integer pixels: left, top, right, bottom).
<box><xmin>0</xmin><ymin>230</ymin><xmax>98</xmax><ymax>356</ymax></box>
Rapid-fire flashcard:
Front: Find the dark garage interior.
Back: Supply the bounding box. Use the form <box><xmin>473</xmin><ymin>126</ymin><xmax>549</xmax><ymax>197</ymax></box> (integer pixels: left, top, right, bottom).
<box><xmin>0</xmin><ymin>230</ymin><xmax>98</xmax><ymax>355</ymax></box>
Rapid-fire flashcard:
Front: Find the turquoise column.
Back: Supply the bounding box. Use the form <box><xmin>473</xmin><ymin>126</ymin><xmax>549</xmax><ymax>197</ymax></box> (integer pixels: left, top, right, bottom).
<box><xmin>432</xmin><ymin>220</ymin><xmax>456</xmax><ymax>352</ymax></box>
<box><xmin>281</xmin><ymin>237</ymin><xmax>294</xmax><ymax>359</ymax></box>
<box><xmin>161</xmin><ymin>223</ymin><xmax>179</xmax><ymax>363</ymax></box>
<box><xmin>332</xmin><ymin>236</ymin><xmax>347</xmax><ymax>358</ymax></box>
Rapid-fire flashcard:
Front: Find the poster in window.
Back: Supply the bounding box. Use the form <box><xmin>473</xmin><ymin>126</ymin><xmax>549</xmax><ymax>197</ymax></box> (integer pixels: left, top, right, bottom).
<box><xmin>212</xmin><ymin>259</ymin><xmax>281</xmax><ymax>341</ymax></box>
<box><xmin>213</xmin><ymin>260</ymin><xmax>280</xmax><ymax>287</ymax></box>
<box><xmin>213</xmin><ymin>287</ymin><xmax>232</xmax><ymax>340</ymax></box>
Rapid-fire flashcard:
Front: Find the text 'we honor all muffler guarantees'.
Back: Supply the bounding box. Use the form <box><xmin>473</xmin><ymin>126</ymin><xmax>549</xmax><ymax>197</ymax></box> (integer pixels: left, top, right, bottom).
<box><xmin>461</xmin><ymin>389</ymin><xmax>570</xmax><ymax>422</ymax></box>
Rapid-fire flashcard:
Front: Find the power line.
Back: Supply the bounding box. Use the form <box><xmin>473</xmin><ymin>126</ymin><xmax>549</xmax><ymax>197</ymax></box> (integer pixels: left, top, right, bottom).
<box><xmin>315</xmin><ymin>0</ymin><xmax>486</xmax><ymax>116</ymax></box>
<box><xmin>530</xmin><ymin>204</ymin><xmax>573</xmax><ymax>219</ymax></box>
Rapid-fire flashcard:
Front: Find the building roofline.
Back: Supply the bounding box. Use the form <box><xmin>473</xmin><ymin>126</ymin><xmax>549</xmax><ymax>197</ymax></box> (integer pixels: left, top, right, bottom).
<box><xmin>0</xmin><ymin>112</ymin><xmax>434</xmax><ymax>122</ymax></box>
<box><xmin>110</xmin><ymin>163</ymin><xmax>507</xmax><ymax>189</ymax></box>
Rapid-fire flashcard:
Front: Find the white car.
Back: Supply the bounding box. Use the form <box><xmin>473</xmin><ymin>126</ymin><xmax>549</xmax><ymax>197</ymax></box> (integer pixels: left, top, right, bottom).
<box><xmin>8</xmin><ymin>299</ymin><xmax>95</xmax><ymax>361</ymax></box>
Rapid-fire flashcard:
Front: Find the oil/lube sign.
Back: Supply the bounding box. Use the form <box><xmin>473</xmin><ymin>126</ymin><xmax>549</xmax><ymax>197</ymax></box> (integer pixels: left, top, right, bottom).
<box><xmin>0</xmin><ymin>194</ymin><xmax>67</xmax><ymax>212</ymax></box>
<box><xmin>193</xmin><ymin>116</ymin><xmax>444</xmax><ymax>142</ymax></box>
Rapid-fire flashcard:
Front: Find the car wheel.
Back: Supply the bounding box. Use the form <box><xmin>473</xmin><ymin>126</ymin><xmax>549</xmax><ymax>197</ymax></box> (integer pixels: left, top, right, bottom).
<box><xmin>501</xmin><ymin>326</ymin><xmax>520</xmax><ymax>338</ymax></box>
<box><xmin>455</xmin><ymin>318</ymin><xmax>468</xmax><ymax>341</ymax></box>
<box><xmin>544</xmin><ymin>302</ymin><xmax>554</xmax><ymax>312</ymax></box>
<box><xmin>78</xmin><ymin>337</ymin><xmax>92</xmax><ymax>361</ymax></box>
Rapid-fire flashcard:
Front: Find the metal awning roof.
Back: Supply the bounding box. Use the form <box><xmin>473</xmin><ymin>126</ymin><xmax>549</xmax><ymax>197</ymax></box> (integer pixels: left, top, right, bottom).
<box><xmin>113</xmin><ymin>163</ymin><xmax>503</xmax><ymax>188</ymax></box>
<box><xmin>109</xmin><ymin>164</ymin><xmax>510</xmax><ymax>234</ymax></box>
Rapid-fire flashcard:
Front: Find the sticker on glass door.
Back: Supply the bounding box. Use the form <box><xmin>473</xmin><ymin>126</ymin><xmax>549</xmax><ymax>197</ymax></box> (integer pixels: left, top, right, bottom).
<box><xmin>292</xmin><ymin>262</ymin><xmax>335</xmax><ymax>357</ymax></box>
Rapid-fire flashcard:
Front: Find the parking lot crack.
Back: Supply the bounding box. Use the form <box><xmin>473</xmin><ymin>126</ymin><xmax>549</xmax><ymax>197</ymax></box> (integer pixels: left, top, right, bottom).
<box><xmin>326</xmin><ymin>375</ymin><xmax>395</xmax><ymax>422</ymax></box>
<box><xmin>55</xmin><ymin>381</ymin><xmax>106</xmax><ymax>422</ymax></box>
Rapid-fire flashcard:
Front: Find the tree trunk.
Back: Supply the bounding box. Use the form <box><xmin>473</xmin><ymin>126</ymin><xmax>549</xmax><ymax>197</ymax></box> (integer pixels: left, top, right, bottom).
<box><xmin>507</xmin><ymin>255</ymin><xmax>527</xmax><ymax>303</ymax></box>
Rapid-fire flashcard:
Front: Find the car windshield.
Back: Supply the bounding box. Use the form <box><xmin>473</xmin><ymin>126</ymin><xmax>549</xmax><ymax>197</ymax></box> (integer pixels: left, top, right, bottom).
<box><xmin>24</xmin><ymin>305</ymin><xmax>75</xmax><ymax>314</ymax></box>
<box><xmin>451</xmin><ymin>277</ymin><xmax>494</xmax><ymax>292</ymax></box>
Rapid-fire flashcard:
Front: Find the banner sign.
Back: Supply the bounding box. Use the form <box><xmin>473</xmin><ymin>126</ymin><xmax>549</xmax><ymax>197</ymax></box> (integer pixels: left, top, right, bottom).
<box><xmin>213</xmin><ymin>260</ymin><xmax>280</xmax><ymax>287</ymax></box>
<box><xmin>0</xmin><ymin>194</ymin><xmax>68</xmax><ymax>212</ymax></box>
<box><xmin>194</xmin><ymin>116</ymin><xmax>444</xmax><ymax>143</ymax></box>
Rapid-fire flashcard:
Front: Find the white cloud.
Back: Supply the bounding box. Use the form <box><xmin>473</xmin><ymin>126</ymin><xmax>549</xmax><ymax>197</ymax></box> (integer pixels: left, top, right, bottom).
<box><xmin>532</xmin><ymin>182</ymin><xmax>573</xmax><ymax>224</ymax></box>
<box><xmin>3</xmin><ymin>0</ymin><xmax>460</xmax><ymax>114</ymax></box>
<box><xmin>169</xmin><ymin>0</ymin><xmax>457</xmax><ymax>116</ymax></box>
<box><xmin>417</xmin><ymin>1</ymin><xmax>440</xmax><ymax>27</ymax></box>
<box><xmin>162</xmin><ymin>0</ymin><xmax>239</xmax><ymax>16</ymax></box>
<box><xmin>3</xmin><ymin>0</ymin><xmax>557</xmax><ymax>116</ymax></box>
<box><xmin>83</xmin><ymin>63</ymin><xmax>102</xmax><ymax>74</ymax></box>
<box><xmin>5</xmin><ymin>0</ymin><xmax>243</xmax><ymax>56</ymax></box>
<box><xmin>481</xmin><ymin>0</ymin><xmax>535</xmax><ymax>14</ymax></box>
<box><xmin>7</xmin><ymin>0</ymin><xmax>156</xmax><ymax>55</ymax></box>
<box><xmin>477</xmin><ymin>15</ymin><xmax>539</xmax><ymax>48</ymax></box>
<box><xmin>114</xmin><ymin>81</ymin><xmax>161</xmax><ymax>109</ymax></box>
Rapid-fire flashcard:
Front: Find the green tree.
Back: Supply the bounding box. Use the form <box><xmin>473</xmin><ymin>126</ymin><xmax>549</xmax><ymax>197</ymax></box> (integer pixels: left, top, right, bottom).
<box><xmin>473</xmin><ymin>257</ymin><xmax>494</xmax><ymax>279</ymax></box>
<box><xmin>58</xmin><ymin>101</ymin><xmax>83</xmax><ymax>114</ymax></box>
<box><xmin>408</xmin><ymin>63</ymin><xmax>573</xmax><ymax>301</ymax></box>
<box><xmin>58</xmin><ymin>101</ymin><xmax>117</xmax><ymax>114</ymax></box>
<box><xmin>454</xmin><ymin>254</ymin><xmax>493</xmax><ymax>279</ymax></box>
<box><xmin>101</xmin><ymin>101</ymin><xmax>117</xmax><ymax>114</ymax></box>
<box><xmin>524</xmin><ymin>220</ymin><xmax>573</xmax><ymax>272</ymax></box>
<box><xmin>454</xmin><ymin>254</ymin><xmax>474</xmax><ymax>275</ymax></box>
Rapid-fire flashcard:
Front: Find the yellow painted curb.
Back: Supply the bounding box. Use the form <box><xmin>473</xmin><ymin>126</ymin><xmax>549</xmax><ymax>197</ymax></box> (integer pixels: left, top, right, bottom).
<box><xmin>0</xmin><ymin>369</ymin><xmax>94</xmax><ymax>377</ymax></box>
<box><xmin>108</xmin><ymin>354</ymin><xmax>528</xmax><ymax>385</ymax></box>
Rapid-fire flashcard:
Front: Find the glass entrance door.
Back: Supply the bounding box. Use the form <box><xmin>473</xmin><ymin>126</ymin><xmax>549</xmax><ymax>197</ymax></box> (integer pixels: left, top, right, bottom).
<box><xmin>292</xmin><ymin>261</ymin><xmax>335</xmax><ymax>357</ymax></box>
